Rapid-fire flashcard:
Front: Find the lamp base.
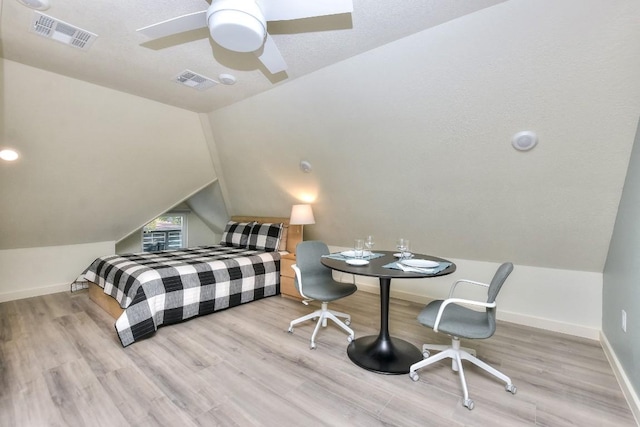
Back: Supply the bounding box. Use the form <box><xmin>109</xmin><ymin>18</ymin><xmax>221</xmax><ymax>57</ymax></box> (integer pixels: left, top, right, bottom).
<box><xmin>288</xmin><ymin>224</ymin><xmax>303</xmax><ymax>254</ymax></box>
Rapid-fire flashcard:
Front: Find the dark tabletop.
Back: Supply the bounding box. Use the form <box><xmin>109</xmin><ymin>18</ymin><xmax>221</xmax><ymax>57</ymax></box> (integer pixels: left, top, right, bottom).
<box><xmin>320</xmin><ymin>250</ymin><xmax>456</xmax><ymax>279</ymax></box>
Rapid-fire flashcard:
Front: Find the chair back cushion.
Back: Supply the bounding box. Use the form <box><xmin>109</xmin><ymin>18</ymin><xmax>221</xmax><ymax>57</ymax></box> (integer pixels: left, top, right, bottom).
<box><xmin>419</xmin><ymin>262</ymin><xmax>513</xmax><ymax>340</ymax></box>
<box><xmin>487</xmin><ymin>262</ymin><xmax>514</xmax><ymax>303</ymax></box>
<box><xmin>295</xmin><ymin>241</ymin><xmax>331</xmax><ymax>277</ymax></box>
<box><xmin>294</xmin><ymin>241</ymin><xmax>357</xmax><ymax>302</ymax></box>
<box><xmin>486</xmin><ymin>262</ymin><xmax>513</xmax><ymax>333</ymax></box>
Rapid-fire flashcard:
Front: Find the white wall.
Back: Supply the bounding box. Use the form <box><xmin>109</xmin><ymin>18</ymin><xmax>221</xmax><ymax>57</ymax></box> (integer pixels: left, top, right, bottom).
<box><xmin>207</xmin><ymin>0</ymin><xmax>640</xmax><ymax>274</ymax></box>
<box><xmin>0</xmin><ymin>241</ymin><xmax>115</xmax><ymax>302</ymax></box>
<box><xmin>330</xmin><ymin>246</ymin><xmax>602</xmax><ymax>340</ymax></box>
<box><xmin>0</xmin><ymin>58</ymin><xmax>216</xmax><ymax>250</ymax></box>
<box><xmin>187</xmin><ymin>210</ymin><xmax>221</xmax><ymax>247</ymax></box>
<box><xmin>0</xmin><ymin>58</ymin><xmax>220</xmax><ymax>302</ymax></box>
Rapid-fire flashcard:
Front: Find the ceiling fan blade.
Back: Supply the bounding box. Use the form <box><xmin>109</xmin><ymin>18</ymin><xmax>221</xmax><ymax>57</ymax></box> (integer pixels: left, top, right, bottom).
<box><xmin>255</xmin><ymin>34</ymin><xmax>287</xmax><ymax>74</ymax></box>
<box><xmin>137</xmin><ymin>10</ymin><xmax>207</xmax><ymax>40</ymax></box>
<box><xmin>259</xmin><ymin>0</ymin><xmax>353</xmax><ymax>22</ymax></box>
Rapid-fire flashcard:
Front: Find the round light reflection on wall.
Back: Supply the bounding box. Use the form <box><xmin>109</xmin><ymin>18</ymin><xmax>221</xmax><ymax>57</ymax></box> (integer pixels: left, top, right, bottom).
<box><xmin>0</xmin><ymin>149</ymin><xmax>20</xmax><ymax>161</ymax></box>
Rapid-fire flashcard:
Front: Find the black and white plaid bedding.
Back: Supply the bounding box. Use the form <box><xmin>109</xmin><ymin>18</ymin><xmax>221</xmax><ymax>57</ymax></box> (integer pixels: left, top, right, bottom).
<box><xmin>81</xmin><ymin>245</ymin><xmax>281</xmax><ymax>346</ymax></box>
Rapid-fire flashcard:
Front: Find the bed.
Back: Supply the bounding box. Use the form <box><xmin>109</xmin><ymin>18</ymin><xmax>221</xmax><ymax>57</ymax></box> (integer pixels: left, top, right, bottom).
<box><xmin>81</xmin><ymin>216</ymin><xmax>302</xmax><ymax>346</ymax></box>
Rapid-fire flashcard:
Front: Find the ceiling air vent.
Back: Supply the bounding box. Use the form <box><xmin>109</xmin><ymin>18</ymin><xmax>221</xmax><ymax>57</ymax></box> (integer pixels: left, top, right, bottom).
<box><xmin>174</xmin><ymin>70</ymin><xmax>218</xmax><ymax>91</ymax></box>
<box><xmin>30</xmin><ymin>12</ymin><xmax>97</xmax><ymax>50</ymax></box>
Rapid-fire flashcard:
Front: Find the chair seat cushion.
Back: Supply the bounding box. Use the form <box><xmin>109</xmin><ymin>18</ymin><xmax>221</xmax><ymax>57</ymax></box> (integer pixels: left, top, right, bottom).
<box><xmin>417</xmin><ymin>300</ymin><xmax>493</xmax><ymax>339</ymax></box>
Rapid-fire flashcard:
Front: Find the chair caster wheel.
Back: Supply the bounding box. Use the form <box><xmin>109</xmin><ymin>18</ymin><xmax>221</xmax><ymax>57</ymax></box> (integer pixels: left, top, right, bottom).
<box><xmin>409</xmin><ymin>372</ymin><xmax>419</xmax><ymax>382</ymax></box>
<box><xmin>422</xmin><ymin>350</ymin><xmax>430</xmax><ymax>358</ymax></box>
<box><xmin>463</xmin><ymin>399</ymin><xmax>474</xmax><ymax>410</ymax></box>
<box><xmin>345</xmin><ymin>319</ymin><xmax>351</xmax><ymax>326</ymax></box>
<box><xmin>506</xmin><ymin>384</ymin><xmax>517</xmax><ymax>394</ymax></box>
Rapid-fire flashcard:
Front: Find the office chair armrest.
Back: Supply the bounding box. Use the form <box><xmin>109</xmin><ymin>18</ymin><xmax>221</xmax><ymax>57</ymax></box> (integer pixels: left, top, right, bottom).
<box><xmin>448</xmin><ymin>279</ymin><xmax>489</xmax><ymax>298</ymax></box>
<box><xmin>291</xmin><ymin>264</ymin><xmax>310</xmax><ymax>300</ymax></box>
<box><xmin>433</xmin><ymin>298</ymin><xmax>497</xmax><ymax>333</ymax></box>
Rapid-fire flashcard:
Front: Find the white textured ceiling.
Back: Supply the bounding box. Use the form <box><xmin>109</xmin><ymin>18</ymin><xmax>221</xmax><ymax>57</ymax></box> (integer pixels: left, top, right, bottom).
<box><xmin>0</xmin><ymin>0</ymin><xmax>507</xmax><ymax>113</ymax></box>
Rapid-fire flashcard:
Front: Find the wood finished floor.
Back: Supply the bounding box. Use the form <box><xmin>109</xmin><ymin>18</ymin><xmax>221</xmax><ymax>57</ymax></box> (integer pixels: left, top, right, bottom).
<box><xmin>0</xmin><ymin>290</ymin><xmax>635</xmax><ymax>426</ymax></box>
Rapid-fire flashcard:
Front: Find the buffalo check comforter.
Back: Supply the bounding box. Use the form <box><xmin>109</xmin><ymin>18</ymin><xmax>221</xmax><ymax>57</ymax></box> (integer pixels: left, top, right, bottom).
<box><xmin>80</xmin><ymin>245</ymin><xmax>281</xmax><ymax>346</ymax></box>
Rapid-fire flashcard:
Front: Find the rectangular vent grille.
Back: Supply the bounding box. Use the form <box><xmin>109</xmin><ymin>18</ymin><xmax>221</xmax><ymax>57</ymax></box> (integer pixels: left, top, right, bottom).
<box><xmin>30</xmin><ymin>12</ymin><xmax>97</xmax><ymax>50</ymax></box>
<box><xmin>174</xmin><ymin>70</ymin><xmax>218</xmax><ymax>91</ymax></box>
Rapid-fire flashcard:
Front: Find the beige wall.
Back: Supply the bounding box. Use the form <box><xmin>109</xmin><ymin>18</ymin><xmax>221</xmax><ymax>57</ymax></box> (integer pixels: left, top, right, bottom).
<box><xmin>207</xmin><ymin>0</ymin><xmax>640</xmax><ymax>273</ymax></box>
<box><xmin>186</xmin><ymin>210</ymin><xmax>221</xmax><ymax>247</ymax></box>
<box><xmin>330</xmin><ymin>245</ymin><xmax>603</xmax><ymax>340</ymax></box>
<box><xmin>0</xmin><ymin>58</ymin><xmax>216</xmax><ymax>250</ymax></box>
<box><xmin>201</xmin><ymin>0</ymin><xmax>639</xmax><ymax>339</ymax></box>
<box><xmin>0</xmin><ymin>58</ymin><xmax>218</xmax><ymax>299</ymax></box>
<box><xmin>0</xmin><ymin>1</ymin><xmax>634</xmax><ymax>343</ymax></box>
<box><xmin>0</xmin><ymin>241</ymin><xmax>115</xmax><ymax>302</ymax></box>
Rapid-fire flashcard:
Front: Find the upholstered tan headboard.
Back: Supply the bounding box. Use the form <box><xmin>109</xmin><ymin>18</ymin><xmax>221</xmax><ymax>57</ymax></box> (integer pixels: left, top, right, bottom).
<box><xmin>231</xmin><ymin>216</ymin><xmax>301</xmax><ymax>254</ymax></box>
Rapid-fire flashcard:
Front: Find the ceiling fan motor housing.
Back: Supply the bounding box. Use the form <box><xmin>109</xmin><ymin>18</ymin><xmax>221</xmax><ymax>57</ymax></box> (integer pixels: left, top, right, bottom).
<box><xmin>207</xmin><ymin>0</ymin><xmax>267</xmax><ymax>52</ymax></box>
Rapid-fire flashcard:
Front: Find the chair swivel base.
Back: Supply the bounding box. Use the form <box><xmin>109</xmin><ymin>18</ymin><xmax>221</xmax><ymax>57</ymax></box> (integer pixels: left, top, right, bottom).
<box><xmin>409</xmin><ymin>338</ymin><xmax>517</xmax><ymax>410</ymax></box>
<box><xmin>288</xmin><ymin>301</ymin><xmax>355</xmax><ymax>349</ymax></box>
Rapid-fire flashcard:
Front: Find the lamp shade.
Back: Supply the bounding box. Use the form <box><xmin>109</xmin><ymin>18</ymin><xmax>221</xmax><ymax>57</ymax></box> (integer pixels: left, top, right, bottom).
<box><xmin>290</xmin><ymin>204</ymin><xmax>315</xmax><ymax>225</ymax></box>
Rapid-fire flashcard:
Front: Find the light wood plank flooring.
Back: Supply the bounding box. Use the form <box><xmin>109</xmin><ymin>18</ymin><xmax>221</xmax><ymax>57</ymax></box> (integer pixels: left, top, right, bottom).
<box><xmin>0</xmin><ymin>290</ymin><xmax>636</xmax><ymax>426</ymax></box>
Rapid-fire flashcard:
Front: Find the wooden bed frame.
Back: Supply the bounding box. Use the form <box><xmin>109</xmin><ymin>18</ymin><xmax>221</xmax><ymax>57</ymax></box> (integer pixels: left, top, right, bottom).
<box><xmin>89</xmin><ymin>216</ymin><xmax>299</xmax><ymax>320</ymax></box>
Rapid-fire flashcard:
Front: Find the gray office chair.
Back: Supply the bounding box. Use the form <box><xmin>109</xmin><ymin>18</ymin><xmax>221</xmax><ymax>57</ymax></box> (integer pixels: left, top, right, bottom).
<box><xmin>409</xmin><ymin>262</ymin><xmax>517</xmax><ymax>410</ymax></box>
<box><xmin>287</xmin><ymin>241</ymin><xmax>357</xmax><ymax>349</ymax></box>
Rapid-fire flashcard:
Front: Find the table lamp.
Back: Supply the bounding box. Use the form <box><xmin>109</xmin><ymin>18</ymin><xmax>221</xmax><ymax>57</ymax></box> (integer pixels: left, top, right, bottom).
<box><xmin>289</xmin><ymin>204</ymin><xmax>315</xmax><ymax>243</ymax></box>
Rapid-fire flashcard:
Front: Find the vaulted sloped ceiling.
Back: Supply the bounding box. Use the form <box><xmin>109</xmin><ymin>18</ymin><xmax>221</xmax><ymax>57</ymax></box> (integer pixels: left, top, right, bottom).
<box><xmin>0</xmin><ymin>60</ymin><xmax>216</xmax><ymax>249</ymax></box>
<box><xmin>208</xmin><ymin>0</ymin><xmax>640</xmax><ymax>272</ymax></box>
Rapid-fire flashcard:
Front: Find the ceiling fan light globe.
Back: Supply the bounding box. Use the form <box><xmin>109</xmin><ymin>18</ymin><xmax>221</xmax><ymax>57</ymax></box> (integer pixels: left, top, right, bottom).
<box><xmin>209</xmin><ymin>11</ymin><xmax>266</xmax><ymax>52</ymax></box>
<box><xmin>207</xmin><ymin>0</ymin><xmax>267</xmax><ymax>53</ymax></box>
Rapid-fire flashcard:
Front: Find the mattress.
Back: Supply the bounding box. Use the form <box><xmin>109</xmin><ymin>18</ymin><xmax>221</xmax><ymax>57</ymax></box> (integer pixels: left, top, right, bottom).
<box><xmin>80</xmin><ymin>245</ymin><xmax>281</xmax><ymax>346</ymax></box>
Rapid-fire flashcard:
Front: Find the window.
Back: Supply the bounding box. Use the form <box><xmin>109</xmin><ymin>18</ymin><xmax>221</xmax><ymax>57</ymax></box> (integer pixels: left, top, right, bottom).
<box><xmin>142</xmin><ymin>213</ymin><xmax>187</xmax><ymax>252</ymax></box>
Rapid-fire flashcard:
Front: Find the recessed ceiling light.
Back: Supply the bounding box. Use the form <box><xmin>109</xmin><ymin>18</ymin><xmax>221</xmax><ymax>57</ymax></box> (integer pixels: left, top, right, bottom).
<box><xmin>16</xmin><ymin>0</ymin><xmax>50</xmax><ymax>10</ymax></box>
<box><xmin>219</xmin><ymin>74</ymin><xmax>237</xmax><ymax>85</ymax></box>
<box><xmin>299</xmin><ymin>160</ymin><xmax>312</xmax><ymax>173</ymax></box>
<box><xmin>0</xmin><ymin>149</ymin><xmax>20</xmax><ymax>161</ymax></box>
<box><xmin>512</xmin><ymin>131</ymin><xmax>538</xmax><ymax>151</ymax></box>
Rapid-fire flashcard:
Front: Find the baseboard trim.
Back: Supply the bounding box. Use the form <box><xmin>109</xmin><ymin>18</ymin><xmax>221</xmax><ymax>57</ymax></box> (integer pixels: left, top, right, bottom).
<box><xmin>0</xmin><ymin>282</ymin><xmax>71</xmax><ymax>303</ymax></box>
<box><xmin>355</xmin><ymin>282</ymin><xmax>600</xmax><ymax>340</ymax></box>
<box><xmin>497</xmin><ymin>310</ymin><xmax>600</xmax><ymax>340</ymax></box>
<box><xmin>600</xmin><ymin>332</ymin><xmax>640</xmax><ymax>426</ymax></box>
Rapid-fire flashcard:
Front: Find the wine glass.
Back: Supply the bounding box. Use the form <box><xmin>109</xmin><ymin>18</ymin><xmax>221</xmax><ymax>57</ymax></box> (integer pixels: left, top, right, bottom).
<box><xmin>354</xmin><ymin>239</ymin><xmax>364</xmax><ymax>259</ymax></box>
<box><xmin>364</xmin><ymin>235</ymin><xmax>375</xmax><ymax>259</ymax></box>
<box><xmin>396</xmin><ymin>238</ymin><xmax>409</xmax><ymax>260</ymax></box>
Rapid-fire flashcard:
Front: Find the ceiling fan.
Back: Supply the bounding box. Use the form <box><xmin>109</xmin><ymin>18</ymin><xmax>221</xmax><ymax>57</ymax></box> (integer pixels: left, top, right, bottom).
<box><xmin>137</xmin><ymin>0</ymin><xmax>353</xmax><ymax>74</ymax></box>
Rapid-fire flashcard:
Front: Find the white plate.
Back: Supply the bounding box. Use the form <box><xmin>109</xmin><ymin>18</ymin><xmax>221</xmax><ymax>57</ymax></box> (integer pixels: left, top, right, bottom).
<box><xmin>401</xmin><ymin>259</ymin><xmax>439</xmax><ymax>268</ymax></box>
<box><xmin>341</xmin><ymin>250</ymin><xmax>356</xmax><ymax>257</ymax></box>
<box><xmin>394</xmin><ymin>252</ymin><xmax>413</xmax><ymax>258</ymax></box>
<box><xmin>346</xmin><ymin>259</ymin><xmax>369</xmax><ymax>266</ymax></box>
